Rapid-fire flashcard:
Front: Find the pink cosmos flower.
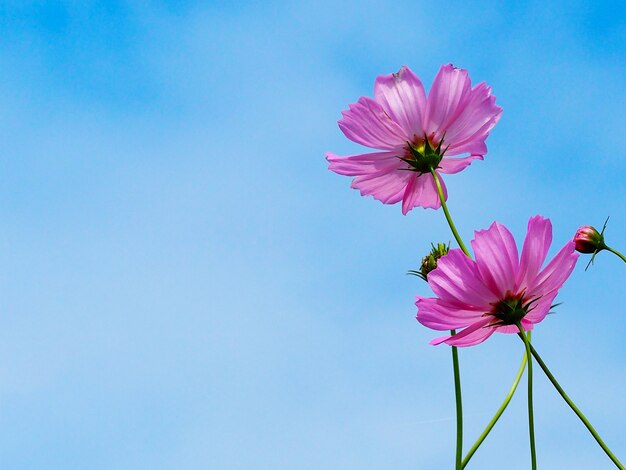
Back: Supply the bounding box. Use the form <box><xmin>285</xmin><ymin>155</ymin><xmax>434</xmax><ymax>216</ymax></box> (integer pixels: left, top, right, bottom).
<box><xmin>416</xmin><ymin>216</ymin><xmax>579</xmax><ymax>347</ymax></box>
<box><xmin>326</xmin><ymin>64</ymin><xmax>502</xmax><ymax>214</ymax></box>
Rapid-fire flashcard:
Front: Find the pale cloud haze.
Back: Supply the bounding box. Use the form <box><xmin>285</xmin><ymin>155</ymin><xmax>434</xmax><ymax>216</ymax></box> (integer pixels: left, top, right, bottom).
<box><xmin>0</xmin><ymin>1</ymin><xmax>624</xmax><ymax>469</ymax></box>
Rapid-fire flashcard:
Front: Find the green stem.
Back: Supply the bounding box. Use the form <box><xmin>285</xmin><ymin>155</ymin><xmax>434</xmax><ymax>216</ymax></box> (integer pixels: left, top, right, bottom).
<box><xmin>430</xmin><ymin>169</ymin><xmax>471</xmax><ymax>258</ymax></box>
<box><xmin>430</xmin><ymin>169</ymin><xmax>528</xmax><ymax>468</ymax></box>
<box><xmin>462</xmin><ymin>346</ymin><xmax>527</xmax><ymax>468</ymax></box>
<box><xmin>605</xmin><ymin>245</ymin><xmax>626</xmax><ymax>263</ymax></box>
<box><xmin>517</xmin><ymin>327</ymin><xmax>537</xmax><ymax>470</ymax></box>
<box><xmin>450</xmin><ymin>333</ymin><xmax>463</xmax><ymax>470</ymax></box>
<box><xmin>430</xmin><ymin>170</ymin><xmax>464</xmax><ymax>468</ymax></box>
<box><xmin>523</xmin><ymin>340</ymin><xmax>625</xmax><ymax>470</ymax></box>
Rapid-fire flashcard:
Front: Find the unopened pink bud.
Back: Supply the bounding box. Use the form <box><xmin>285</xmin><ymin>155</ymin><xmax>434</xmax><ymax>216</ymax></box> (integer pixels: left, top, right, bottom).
<box><xmin>574</xmin><ymin>226</ymin><xmax>604</xmax><ymax>254</ymax></box>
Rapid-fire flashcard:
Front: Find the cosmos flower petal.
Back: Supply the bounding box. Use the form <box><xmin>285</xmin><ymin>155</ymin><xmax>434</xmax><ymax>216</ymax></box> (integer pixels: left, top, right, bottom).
<box><xmin>430</xmin><ymin>317</ymin><xmax>496</xmax><ymax>347</ymax></box>
<box><xmin>446</xmin><ymin>139</ymin><xmax>488</xmax><ymax>157</ymax></box>
<box><xmin>416</xmin><ymin>296</ymin><xmax>485</xmax><ymax>331</ymax></box>
<box><xmin>401</xmin><ymin>172</ymin><xmax>445</xmax><ymax>214</ymax></box>
<box><xmin>472</xmin><ymin>222</ymin><xmax>519</xmax><ymax>297</ymax></box>
<box><xmin>516</xmin><ymin>216</ymin><xmax>553</xmax><ymax>291</ymax></box>
<box><xmin>338</xmin><ymin>97</ymin><xmax>409</xmax><ymax>150</ymax></box>
<box><xmin>529</xmin><ymin>240</ymin><xmax>579</xmax><ymax>297</ymax></box>
<box><xmin>424</xmin><ymin>64</ymin><xmax>471</xmax><ymax>142</ymax></box>
<box><xmin>438</xmin><ymin>155</ymin><xmax>483</xmax><ymax>174</ymax></box>
<box><xmin>427</xmin><ymin>249</ymin><xmax>496</xmax><ymax>306</ymax></box>
<box><xmin>443</xmin><ymin>82</ymin><xmax>503</xmax><ymax>155</ymax></box>
<box><xmin>374</xmin><ymin>66</ymin><xmax>427</xmax><ymax>138</ymax></box>
<box><xmin>350</xmin><ymin>165</ymin><xmax>414</xmax><ymax>205</ymax></box>
<box><xmin>494</xmin><ymin>320</ymin><xmax>535</xmax><ymax>334</ymax></box>
<box><xmin>326</xmin><ymin>151</ymin><xmax>401</xmax><ymax>176</ymax></box>
<box><xmin>326</xmin><ymin>151</ymin><xmax>413</xmax><ymax>204</ymax></box>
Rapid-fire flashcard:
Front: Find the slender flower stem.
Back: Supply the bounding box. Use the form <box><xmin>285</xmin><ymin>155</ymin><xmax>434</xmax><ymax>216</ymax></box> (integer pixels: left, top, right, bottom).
<box><xmin>430</xmin><ymin>170</ymin><xmax>471</xmax><ymax>258</ymax></box>
<box><xmin>522</xmin><ymin>340</ymin><xmax>625</xmax><ymax>470</ymax></box>
<box><xmin>462</xmin><ymin>347</ymin><xmax>527</xmax><ymax>468</ymax></box>
<box><xmin>605</xmin><ymin>245</ymin><xmax>626</xmax><ymax>263</ymax></box>
<box><xmin>429</xmin><ymin>169</ymin><xmax>528</xmax><ymax>468</ymax></box>
<box><xmin>517</xmin><ymin>327</ymin><xmax>537</xmax><ymax>470</ymax></box>
<box><xmin>450</xmin><ymin>332</ymin><xmax>463</xmax><ymax>470</ymax></box>
<box><xmin>430</xmin><ymin>170</ymin><xmax>464</xmax><ymax>469</ymax></box>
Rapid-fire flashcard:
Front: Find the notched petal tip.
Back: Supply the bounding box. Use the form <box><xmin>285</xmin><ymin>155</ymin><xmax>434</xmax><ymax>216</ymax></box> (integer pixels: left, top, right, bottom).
<box><xmin>443</xmin><ymin>63</ymin><xmax>464</xmax><ymax>72</ymax></box>
<box><xmin>391</xmin><ymin>64</ymin><xmax>410</xmax><ymax>78</ymax></box>
<box><xmin>473</xmin><ymin>221</ymin><xmax>501</xmax><ymax>239</ymax></box>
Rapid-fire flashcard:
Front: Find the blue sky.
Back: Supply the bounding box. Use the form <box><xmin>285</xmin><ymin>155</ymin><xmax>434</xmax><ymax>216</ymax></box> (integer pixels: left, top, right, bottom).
<box><xmin>0</xmin><ymin>1</ymin><xmax>624</xmax><ymax>469</ymax></box>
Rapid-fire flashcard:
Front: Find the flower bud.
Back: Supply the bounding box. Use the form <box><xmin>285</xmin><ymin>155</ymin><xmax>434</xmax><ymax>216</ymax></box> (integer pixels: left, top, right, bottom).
<box><xmin>574</xmin><ymin>225</ymin><xmax>605</xmax><ymax>254</ymax></box>
<box><xmin>420</xmin><ymin>243</ymin><xmax>450</xmax><ymax>278</ymax></box>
